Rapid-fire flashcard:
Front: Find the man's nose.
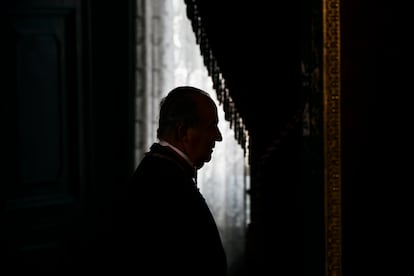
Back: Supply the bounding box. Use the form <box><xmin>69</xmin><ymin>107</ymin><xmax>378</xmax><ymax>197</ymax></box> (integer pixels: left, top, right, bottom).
<box><xmin>216</xmin><ymin>129</ymin><xmax>223</xmax><ymax>141</ymax></box>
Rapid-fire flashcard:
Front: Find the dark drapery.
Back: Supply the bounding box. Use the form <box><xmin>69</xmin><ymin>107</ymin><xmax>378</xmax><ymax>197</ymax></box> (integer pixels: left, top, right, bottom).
<box><xmin>184</xmin><ymin>0</ymin><xmax>249</xmax><ymax>154</ymax></box>
<box><xmin>184</xmin><ymin>0</ymin><xmax>304</xmax><ymax>149</ymax></box>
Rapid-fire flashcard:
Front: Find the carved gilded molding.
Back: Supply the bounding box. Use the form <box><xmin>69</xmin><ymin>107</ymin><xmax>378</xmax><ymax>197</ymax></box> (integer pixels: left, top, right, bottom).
<box><xmin>323</xmin><ymin>0</ymin><xmax>342</xmax><ymax>276</ymax></box>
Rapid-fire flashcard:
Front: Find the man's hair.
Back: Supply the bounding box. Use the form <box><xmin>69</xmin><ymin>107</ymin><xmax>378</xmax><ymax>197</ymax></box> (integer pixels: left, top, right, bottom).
<box><xmin>157</xmin><ymin>86</ymin><xmax>212</xmax><ymax>140</ymax></box>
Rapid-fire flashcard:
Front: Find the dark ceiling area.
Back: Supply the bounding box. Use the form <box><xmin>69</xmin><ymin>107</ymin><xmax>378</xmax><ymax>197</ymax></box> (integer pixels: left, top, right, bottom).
<box><xmin>188</xmin><ymin>1</ymin><xmax>310</xmax><ymax>141</ymax></box>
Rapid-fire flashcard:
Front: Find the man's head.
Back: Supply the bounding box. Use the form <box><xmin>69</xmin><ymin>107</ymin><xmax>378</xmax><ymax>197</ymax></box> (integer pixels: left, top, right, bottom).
<box><xmin>157</xmin><ymin>86</ymin><xmax>223</xmax><ymax>169</ymax></box>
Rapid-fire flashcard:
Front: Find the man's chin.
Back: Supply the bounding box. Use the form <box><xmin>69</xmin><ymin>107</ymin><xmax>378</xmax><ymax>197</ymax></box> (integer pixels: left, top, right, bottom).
<box><xmin>195</xmin><ymin>155</ymin><xmax>212</xmax><ymax>169</ymax></box>
<box><xmin>195</xmin><ymin>159</ymin><xmax>209</xmax><ymax>169</ymax></box>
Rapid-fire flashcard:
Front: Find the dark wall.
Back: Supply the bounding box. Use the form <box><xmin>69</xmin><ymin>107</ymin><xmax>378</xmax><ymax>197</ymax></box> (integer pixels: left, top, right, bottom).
<box><xmin>0</xmin><ymin>0</ymin><xmax>135</xmax><ymax>273</ymax></box>
<box><xmin>341</xmin><ymin>1</ymin><xmax>412</xmax><ymax>275</ymax></box>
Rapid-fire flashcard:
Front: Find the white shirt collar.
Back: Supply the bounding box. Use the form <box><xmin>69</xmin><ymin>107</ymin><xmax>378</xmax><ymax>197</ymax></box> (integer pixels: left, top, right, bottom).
<box><xmin>159</xmin><ymin>140</ymin><xmax>194</xmax><ymax>168</ymax></box>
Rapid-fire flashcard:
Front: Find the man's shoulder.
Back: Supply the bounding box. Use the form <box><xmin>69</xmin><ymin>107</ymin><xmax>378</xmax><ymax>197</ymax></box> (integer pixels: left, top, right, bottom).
<box><xmin>132</xmin><ymin>152</ymin><xmax>188</xmax><ymax>183</ymax></box>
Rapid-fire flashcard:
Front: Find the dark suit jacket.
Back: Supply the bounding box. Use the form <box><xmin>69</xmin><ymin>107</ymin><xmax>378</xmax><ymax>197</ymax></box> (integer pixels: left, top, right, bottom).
<box><xmin>114</xmin><ymin>143</ymin><xmax>227</xmax><ymax>275</ymax></box>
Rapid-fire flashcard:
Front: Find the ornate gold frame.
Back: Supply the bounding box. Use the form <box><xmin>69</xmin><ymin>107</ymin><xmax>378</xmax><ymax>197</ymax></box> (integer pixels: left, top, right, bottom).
<box><xmin>323</xmin><ymin>0</ymin><xmax>342</xmax><ymax>275</ymax></box>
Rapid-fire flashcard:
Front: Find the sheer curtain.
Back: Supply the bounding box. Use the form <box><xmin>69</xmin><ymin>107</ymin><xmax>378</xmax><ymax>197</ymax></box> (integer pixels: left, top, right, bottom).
<box><xmin>134</xmin><ymin>0</ymin><xmax>249</xmax><ymax>273</ymax></box>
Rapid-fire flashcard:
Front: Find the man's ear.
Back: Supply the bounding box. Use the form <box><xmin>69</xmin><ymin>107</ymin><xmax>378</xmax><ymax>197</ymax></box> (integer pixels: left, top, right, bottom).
<box><xmin>177</xmin><ymin>124</ymin><xmax>188</xmax><ymax>140</ymax></box>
